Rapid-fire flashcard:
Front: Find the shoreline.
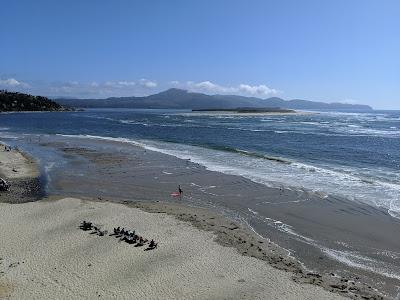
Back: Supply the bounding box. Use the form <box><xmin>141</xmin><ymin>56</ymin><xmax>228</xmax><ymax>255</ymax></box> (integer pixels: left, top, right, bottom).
<box><xmin>125</xmin><ymin>200</ymin><xmax>388</xmax><ymax>299</ymax></box>
<box><xmin>0</xmin><ymin>141</ymin><xmax>390</xmax><ymax>299</ymax></box>
<box><xmin>0</xmin><ymin>143</ymin><xmax>43</xmax><ymax>203</ymax></box>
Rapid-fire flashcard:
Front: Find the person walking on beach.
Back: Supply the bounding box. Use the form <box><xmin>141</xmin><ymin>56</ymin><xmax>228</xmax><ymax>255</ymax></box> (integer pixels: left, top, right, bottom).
<box><xmin>178</xmin><ymin>185</ymin><xmax>183</xmax><ymax>200</ymax></box>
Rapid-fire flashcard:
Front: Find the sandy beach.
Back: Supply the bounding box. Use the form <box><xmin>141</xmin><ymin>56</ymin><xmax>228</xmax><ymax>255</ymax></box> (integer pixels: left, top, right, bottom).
<box><xmin>0</xmin><ymin>146</ymin><xmax>42</xmax><ymax>203</ymax></box>
<box><xmin>0</xmin><ymin>144</ymin><xmax>349</xmax><ymax>300</ymax></box>
<box><xmin>0</xmin><ymin>147</ymin><xmax>38</xmax><ymax>179</ymax></box>
<box><xmin>30</xmin><ymin>136</ymin><xmax>396</xmax><ymax>298</ymax></box>
<box><xmin>0</xmin><ymin>196</ymin><xmax>347</xmax><ymax>300</ymax></box>
<box><xmin>0</xmin><ymin>141</ymin><xmax>390</xmax><ymax>299</ymax></box>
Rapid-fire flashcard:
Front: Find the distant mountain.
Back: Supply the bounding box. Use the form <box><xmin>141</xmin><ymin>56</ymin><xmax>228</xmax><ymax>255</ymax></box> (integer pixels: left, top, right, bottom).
<box><xmin>0</xmin><ymin>90</ymin><xmax>67</xmax><ymax>112</ymax></box>
<box><xmin>56</xmin><ymin>88</ymin><xmax>373</xmax><ymax>110</ymax></box>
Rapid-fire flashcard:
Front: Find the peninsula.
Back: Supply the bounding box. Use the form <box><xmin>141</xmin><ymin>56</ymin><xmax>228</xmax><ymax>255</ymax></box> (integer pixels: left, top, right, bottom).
<box><xmin>0</xmin><ymin>90</ymin><xmax>67</xmax><ymax>112</ymax></box>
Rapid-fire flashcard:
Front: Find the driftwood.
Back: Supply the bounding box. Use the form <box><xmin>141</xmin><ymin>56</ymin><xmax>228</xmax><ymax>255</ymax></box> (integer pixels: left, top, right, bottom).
<box><xmin>80</xmin><ymin>222</ymin><xmax>158</xmax><ymax>250</ymax></box>
<box><xmin>0</xmin><ymin>178</ymin><xmax>9</xmax><ymax>191</ymax></box>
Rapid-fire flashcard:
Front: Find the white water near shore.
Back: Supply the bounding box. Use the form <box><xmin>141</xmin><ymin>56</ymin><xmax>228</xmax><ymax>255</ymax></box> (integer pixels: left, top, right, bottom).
<box><xmin>59</xmin><ymin>134</ymin><xmax>400</xmax><ymax>220</ymax></box>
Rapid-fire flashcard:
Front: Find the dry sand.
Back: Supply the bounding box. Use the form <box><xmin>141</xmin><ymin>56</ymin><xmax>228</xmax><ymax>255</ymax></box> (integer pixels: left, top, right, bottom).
<box><xmin>0</xmin><ymin>197</ymin><xmax>345</xmax><ymax>300</ymax></box>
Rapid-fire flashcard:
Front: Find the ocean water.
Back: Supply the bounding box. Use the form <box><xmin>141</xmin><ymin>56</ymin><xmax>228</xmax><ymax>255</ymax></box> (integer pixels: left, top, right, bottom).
<box><xmin>1</xmin><ymin>108</ymin><xmax>399</xmax><ymax>219</ymax></box>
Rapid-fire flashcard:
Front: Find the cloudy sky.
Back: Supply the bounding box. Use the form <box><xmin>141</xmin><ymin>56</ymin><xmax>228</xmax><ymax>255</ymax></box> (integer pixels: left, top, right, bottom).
<box><xmin>1</xmin><ymin>0</ymin><xmax>399</xmax><ymax>108</ymax></box>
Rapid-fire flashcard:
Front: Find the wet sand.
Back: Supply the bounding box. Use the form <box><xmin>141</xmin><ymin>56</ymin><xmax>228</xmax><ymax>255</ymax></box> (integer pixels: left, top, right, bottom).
<box><xmin>0</xmin><ymin>144</ymin><xmax>42</xmax><ymax>203</ymax></box>
<box><xmin>0</xmin><ymin>147</ymin><xmax>348</xmax><ymax>300</ymax></box>
<box><xmin>19</xmin><ymin>135</ymin><xmax>394</xmax><ymax>299</ymax></box>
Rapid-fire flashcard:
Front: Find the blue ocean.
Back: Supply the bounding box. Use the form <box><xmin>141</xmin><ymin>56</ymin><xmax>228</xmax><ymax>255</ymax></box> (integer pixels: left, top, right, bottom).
<box><xmin>1</xmin><ymin>108</ymin><xmax>400</xmax><ymax>218</ymax></box>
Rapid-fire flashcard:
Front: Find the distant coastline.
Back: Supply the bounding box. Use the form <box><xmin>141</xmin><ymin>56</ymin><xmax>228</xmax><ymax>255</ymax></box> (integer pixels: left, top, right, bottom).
<box><xmin>2</xmin><ymin>88</ymin><xmax>373</xmax><ymax>111</ymax></box>
<box><xmin>55</xmin><ymin>88</ymin><xmax>374</xmax><ymax>111</ymax></box>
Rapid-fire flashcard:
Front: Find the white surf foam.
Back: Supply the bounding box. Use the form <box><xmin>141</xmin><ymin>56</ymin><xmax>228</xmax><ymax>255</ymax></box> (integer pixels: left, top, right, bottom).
<box><xmin>57</xmin><ymin>133</ymin><xmax>400</xmax><ymax>220</ymax></box>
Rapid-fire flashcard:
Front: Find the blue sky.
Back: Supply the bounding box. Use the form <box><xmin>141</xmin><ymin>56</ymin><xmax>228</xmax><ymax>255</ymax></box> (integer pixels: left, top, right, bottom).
<box><xmin>0</xmin><ymin>0</ymin><xmax>399</xmax><ymax>108</ymax></box>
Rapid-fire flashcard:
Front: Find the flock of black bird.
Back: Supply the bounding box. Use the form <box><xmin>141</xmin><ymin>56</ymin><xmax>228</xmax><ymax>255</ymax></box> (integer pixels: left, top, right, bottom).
<box><xmin>79</xmin><ymin>221</ymin><xmax>158</xmax><ymax>250</ymax></box>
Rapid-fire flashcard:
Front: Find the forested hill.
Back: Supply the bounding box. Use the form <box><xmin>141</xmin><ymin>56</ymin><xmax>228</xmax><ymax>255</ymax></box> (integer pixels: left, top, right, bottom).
<box><xmin>56</xmin><ymin>88</ymin><xmax>373</xmax><ymax>111</ymax></box>
<box><xmin>0</xmin><ymin>90</ymin><xmax>66</xmax><ymax>112</ymax></box>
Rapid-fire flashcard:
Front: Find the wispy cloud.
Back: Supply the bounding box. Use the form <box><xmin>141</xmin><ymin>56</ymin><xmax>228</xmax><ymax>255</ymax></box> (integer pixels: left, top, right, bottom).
<box><xmin>237</xmin><ymin>84</ymin><xmax>277</xmax><ymax>97</ymax></box>
<box><xmin>0</xmin><ymin>77</ymin><xmax>278</xmax><ymax>98</ymax></box>
<box><xmin>50</xmin><ymin>79</ymin><xmax>158</xmax><ymax>97</ymax></box>
<box><xmin>138</xmin><ymin>78</ymin><xmax>157</xmax><ymax>88</ymax></box>
<box><xmin>104</xmin><ymin>80</ymin><xmax>137</xmax><ymax>88</ymax></box>
<box><xmin>172</xmin><ymin>80</ymin><xmax>279</xmax><ymax>97</ymax></box>
<box><xmin>0</xmin><ymin>78</ymin><xmax>30</xmax><ymax>88</ymax></box>
<box><xmin>0</xmin><ymin>78</ymin><xmax>159</xmax><ymax>98</ymax></box>
<box><xmin>340</xmin><ymin>98</ymin><xmax>359</xmax><ymax>104</ymax></box>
